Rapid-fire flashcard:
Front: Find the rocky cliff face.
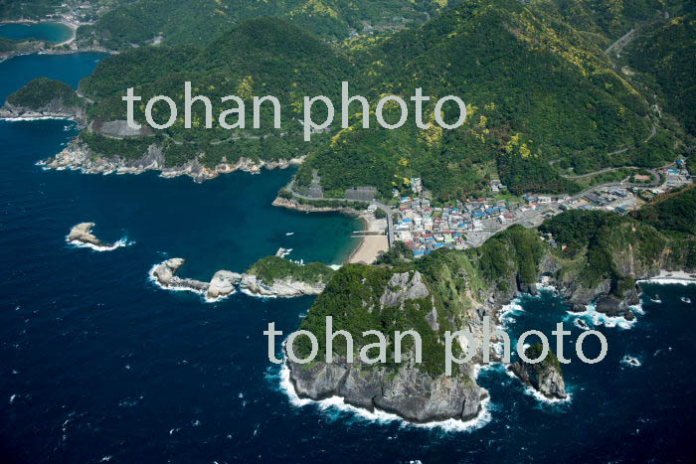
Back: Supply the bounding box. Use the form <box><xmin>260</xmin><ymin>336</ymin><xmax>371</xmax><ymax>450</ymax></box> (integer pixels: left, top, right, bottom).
<box><xmin>288</xmin><ymin>359</ymin><xmax>487</xmax><ymax>423</ymax></box>
<box><xmin>509</xmin><ymin>345</ymin><xmax>567</xmax><ymax>400</ymax></box>
<box><xmin>286</xmin><ymin>269</ymin><xmax>489</xmax><ymax>423</ymax></box>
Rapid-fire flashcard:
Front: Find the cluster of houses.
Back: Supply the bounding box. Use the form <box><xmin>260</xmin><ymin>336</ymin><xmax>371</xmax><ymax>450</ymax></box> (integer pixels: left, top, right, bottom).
<box><xmin>387</xmin><ymin>160</ymin><xmax>693</xmax><ymax>258</ymax></box>
<box><xmin>394</xmin><ymin>194</ymin><xmax>554</xmax><ymax>257</ymax></box>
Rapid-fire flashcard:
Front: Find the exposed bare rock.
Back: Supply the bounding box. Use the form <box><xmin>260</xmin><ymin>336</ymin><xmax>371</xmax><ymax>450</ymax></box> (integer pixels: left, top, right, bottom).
<box><xmin>67</xmin><ymin>222</ymin><xmax>103</xmax><ymax>246</ymax></box>
<box><xmin>208</xmin><ymin>270</ymin><xmax>243</xmax><ymax>300</ymax></box>
<box><xmin>509</xmin><ymin>345</ymin><xmax>567</xmax><ymax>400</ymax></box>
<box><xmin>150</xmin><ymin>258</ymin><xmax>209</xmax><ymax>294</ymax></box>
<box><xmin>288</xmin><ymin>359</ymin><xmax>487</xmax><ymax>423</ymax></box>
<box><xmin>239</xmin><ymin>274</ymin><xmax>325</xmax><ymax>298</ymax></box>
<box><xmin>42</xmin><ymin>140</ymin><xmax>305</xmax><ymax>183</ymax></box>
<box><xmin>379</xmin><ymin>271</ymin><xmax>430</xmax><ymax>307</ymax></box>
<box><xmin>95</xmin><ymin>120</ymin><xmax>152</xmax><ymax>138</ymax></box>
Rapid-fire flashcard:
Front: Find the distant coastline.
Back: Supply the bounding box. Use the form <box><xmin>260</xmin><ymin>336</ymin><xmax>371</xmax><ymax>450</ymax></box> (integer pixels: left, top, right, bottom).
<box><xmin>0</xmin><ymin>19</ymin><xmax>115</xmax><ymax>63</ymax></box>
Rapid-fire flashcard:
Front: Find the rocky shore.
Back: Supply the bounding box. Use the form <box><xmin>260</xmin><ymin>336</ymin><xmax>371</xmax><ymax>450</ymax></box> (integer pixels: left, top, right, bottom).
<box><xmin>288</xmin><ymin>358</ymin><xmax>489</xmax><ymax>424</ymax></box>
<box><xmin>0</xmin><ymin>102</ymin><xmax>85</xmax><ymax>124</ymax></box>
<box><xmin>509</xmin><ymin>345</ymin><xmax>567</xmax><ymax>401</ymax></box>
<box><xmin>149</xmin><ymin>257</ymin><xmax>326</xmax><ymax>301</ymax></box>
<box><xmin>286</xmin><ymin>269</ymin><xmax>491</xmax><ymax>423</ymax></box>
<box><xmin>66</xmin><ymin>222</ymin><xmax>128</xmax><ymax>251</ymax></box>
<box><xmin>67</xmin><ymin>222</ymin><xmax>107</xmax><ymax>247</ymax></box>
<box><xmin>284</xmin><ymin>235</ymin><xmax>694</xmax><ymax>421</ymax></box>
<box><xmin>41</xmin><ymin>141</ymin><xmax>305</xmax><ymax>183</ymax></box>
<box><xmin>239</xmin><ymin>274</ymin><xmax>325</xmax><ymax>297</ymax></box>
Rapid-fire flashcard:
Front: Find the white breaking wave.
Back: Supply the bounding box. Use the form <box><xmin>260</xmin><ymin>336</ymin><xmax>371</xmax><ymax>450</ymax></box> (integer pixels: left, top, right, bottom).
<box><xmin>563</xmin><ymin>303</ymin><xmax>636</xmax><ymax>330</ymax></box>
<box><xmin>631</xmin><ymin>303</ymin><xmax>645</xmax><ymax>315</ymax></box>
<box><xmin>147</xmin><ymin>263</ymin><xmax>207</xmax><ymax>297</ymax></box>
<box><xmin>621</xmin><ymin>355</ymin><xmax>641</xmax><ymax>367</ymax></box>
<box><xmin>0</xmin><ymin>116</ymin><xmax>74</xmax><ymax>122</ymax></box>
<box><xmin>498</xmin><ymin>299</ymin><xmax>524</xmax><ymax>328</ymax></box>
<box><xmin>275</xmin><ymin>363</ymin><xmax>492</xmax><ymax>433</ymax></box>
<box><xmin>522</xmin><ymin>384</ymin><xmax>572</xmax><ymax>405</ymax></box>
<box><xmin>499</xmin><ymin>364</ymin><xmax>573</xmax><ymax>405</ymax></box>
<box><xmin>66</xmin><ymin>235</ymin><xmax>133</xmax><ymax>252</ymax></box>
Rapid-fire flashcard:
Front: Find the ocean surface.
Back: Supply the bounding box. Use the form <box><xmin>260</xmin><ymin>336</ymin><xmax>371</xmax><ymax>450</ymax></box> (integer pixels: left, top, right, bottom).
<box><xmin>1</xmin><ymin>53</ymin><xmax>696</xmax><ymax>464</ymax></box>
<box><xmin>0</xmin><ymin>22</ymin><xmax>72</xmax><ymax>44</ymax></box>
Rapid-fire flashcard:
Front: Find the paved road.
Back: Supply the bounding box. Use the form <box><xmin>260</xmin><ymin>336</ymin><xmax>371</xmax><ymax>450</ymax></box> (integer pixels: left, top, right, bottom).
<box><xmin>606</xmin><ymin>27</ymin><xmax>636</xmax><ymax>55</ymax></box>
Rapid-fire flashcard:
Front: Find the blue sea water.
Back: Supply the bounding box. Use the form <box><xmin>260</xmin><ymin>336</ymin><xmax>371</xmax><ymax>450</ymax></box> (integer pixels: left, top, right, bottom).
<box><xmin>0</xmin><ymin>22</ymin><xmax>72</xmax><ymax>44</ymax></box>
<box><xmin>1</xmin><ymin>53</ymin><xmax>696</xmax><ymax>464</ymax></box>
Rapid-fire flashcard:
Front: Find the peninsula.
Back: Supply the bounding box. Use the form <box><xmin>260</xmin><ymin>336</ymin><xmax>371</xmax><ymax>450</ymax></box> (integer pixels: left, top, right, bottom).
<box><xmin>150</xmin><ymin>256</ymin><xmax>335</xmax><ymax>301</ymax></box>
<box><xmin>285</xmin><ymin>186</ymin><xmax>696</xmax><ymax>422</ymax></box>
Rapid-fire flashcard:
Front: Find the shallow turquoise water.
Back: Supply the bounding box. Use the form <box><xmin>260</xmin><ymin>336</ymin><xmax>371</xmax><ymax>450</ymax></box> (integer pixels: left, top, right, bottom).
<box><xmin>0</xmin><ymin>22</ymin><xmax>72</xmax><ymax>44</ymax></box>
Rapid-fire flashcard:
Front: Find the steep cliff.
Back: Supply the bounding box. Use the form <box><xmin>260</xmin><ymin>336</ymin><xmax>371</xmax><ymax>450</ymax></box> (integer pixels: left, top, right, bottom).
<box><xmin>287</xmin><ymin>190</ymin><xmax>696</xmax><ymax>422</ymax></box>
<box><xmin>509</xmin><ymin>344</ymin><xmax>567</xmax><ymax>400</ymax></box>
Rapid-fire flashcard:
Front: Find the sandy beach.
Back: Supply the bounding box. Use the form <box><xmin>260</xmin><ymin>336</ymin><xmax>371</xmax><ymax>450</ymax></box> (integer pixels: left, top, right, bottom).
<box><xmin>348</xmin><ymin>212</ymin><xmax>389</xmax><ymax>264</ymax></box>
<box><xmin>349</xmin><ymin>235</ymin><xmax>389</xmax><ymax>264</ymax></box>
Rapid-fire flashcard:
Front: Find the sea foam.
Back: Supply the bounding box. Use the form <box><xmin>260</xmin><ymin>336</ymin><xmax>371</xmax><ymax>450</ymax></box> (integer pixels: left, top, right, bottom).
<box><xmin>563</xmin><ymin>303</ymin><xmax>636</xmax><ymax>330</ymax></box>
<box><xmin>274</xmin><ymin>363</ymin><xmax>492</xmax><ymax>433</ymax></box>
<box><xmin>66</xmin><ymin>235</ymin><xmax>133</xmax><ymax>252</ymax></box>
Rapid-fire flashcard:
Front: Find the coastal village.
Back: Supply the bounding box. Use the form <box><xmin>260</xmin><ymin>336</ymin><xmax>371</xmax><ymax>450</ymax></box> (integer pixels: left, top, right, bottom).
<box><xmin>347</xmin><ymin>159</ymin><xmax>693</xmax><ymax>262</ymax></box>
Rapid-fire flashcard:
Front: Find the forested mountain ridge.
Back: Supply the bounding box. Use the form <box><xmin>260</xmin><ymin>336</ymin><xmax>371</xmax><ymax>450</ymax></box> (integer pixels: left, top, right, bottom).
<box><xmin>6</xmin><ymin>0</ymin><xmax>693</xmax><ymax>201</ymax></box>
<box><xmin>628</xmin><ymin>9</ymin><xmax>696</xmax><ymax>137</ymax></box>
<box><xmin>299</xmin><ymin>0</ymin><xmax>676</xmax><ymax>198</ymax></box>
<box><xmin>73</xmin><ymin>0</ymin><xmax>445</xmax><ymax>49</ymax></box>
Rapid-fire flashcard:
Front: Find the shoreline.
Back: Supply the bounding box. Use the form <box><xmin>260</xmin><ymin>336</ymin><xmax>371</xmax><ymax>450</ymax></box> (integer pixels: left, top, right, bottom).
<box><xmin>1</xmin><ymin>18</ymin><xmax>78</xmax><ymax>44</ymax></box>
<box><xmin>348</xmin><ymin>213</ymin><xmax>389</xmax><ymax>265</ymax></box>
<box><xmin>638</xmin><ymin>270</ymin><xmax>696</xmax><ymax>286</ymax></box>
<box><xmin>0</xmin><ymin>20</ymin><xmax>116</xmax><ymax>63</ymax></box>
<box><xmin>280</xmin><ymin>268</ymin><xmax>693</xmax><ymax>426</ymax></box>
<box><xmin>277</xmin><ymin>362</ymin><xmax>492</xmax><ymax>432</ymax></box>
<box><xmin>41</xmin><ymin>141</ymin><xmax>306</xmax><ymax>183</ymax></box>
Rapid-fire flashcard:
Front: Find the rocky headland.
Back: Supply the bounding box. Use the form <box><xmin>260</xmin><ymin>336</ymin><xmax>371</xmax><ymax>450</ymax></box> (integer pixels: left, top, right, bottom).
<box><xmin>285</xmin><ymin>200</ymin><xmax>696</xmax><ymax>423</ymax></box>
<box><xmin>150</xmin><ymin>255</ymin><xmax>332</xmax><ymax>301</ymax></box>
<box><xmin>0</xmin><ymin>77</ymin><xmax>85</xmax><ymax>123</ymax></box>
<box><xmin>42</xmin><ymin>140</ymin><xmax>305</xmax><ymax>183</ymax></box>
<box><xmin>287</xmin><ymin>269</ymin><xmax>490</xmax><ymax>423</ymax></box>
<box><xmin>271</xmin><ymin>196</ymin><xmax>363</xmax><ymax>215</ymax></box>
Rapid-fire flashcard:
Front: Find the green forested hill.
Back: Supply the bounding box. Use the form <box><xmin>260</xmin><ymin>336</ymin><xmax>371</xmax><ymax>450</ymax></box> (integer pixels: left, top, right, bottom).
<box><xmin>298</xmin><ymin>0</ymin><xmax>672</xmax><ymax>197</ymax></box>
<box><xmin>530</xmin><ymin>0</ymin><xmax>662</xmax><ymax>38</ymax></box>
<box><xmin>629</xmin><ymin>11</ymin><xmax>696</xmax><ymax>137</ymax></box>
<box><xmin>7</xmin><ymin>77</ymin><xmax>81</xmax><ymax>109</ymax></box>
<box><xmin>75</xmin><ymin>0</ymin><xmax>444</xmax><ymax>49</ymax></box>
<box><xmin>79</xmin><ymin>17</ymin><xmax>351</xmax><ymax>165</ymax></box>
<box><xmin>59</xmin><ymin>0</ymin><xmax>692</xmax><ymax>200</ymax></box>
